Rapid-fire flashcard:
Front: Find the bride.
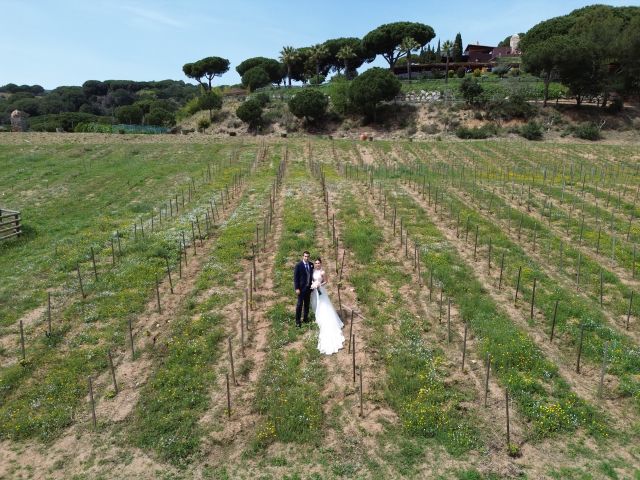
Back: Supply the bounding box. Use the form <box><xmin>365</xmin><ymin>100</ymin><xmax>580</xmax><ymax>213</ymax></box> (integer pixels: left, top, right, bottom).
<box><xmin>310</xmin><ymin>258</ymin><xmax>345</xmax><ymax>355</ymax></box>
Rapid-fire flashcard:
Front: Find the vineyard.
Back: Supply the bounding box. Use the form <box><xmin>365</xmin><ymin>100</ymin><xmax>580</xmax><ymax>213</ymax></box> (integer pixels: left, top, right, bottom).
<box><xmin>0</xmin><ymin>136</ymin><xmax>639</xmax><ymax>479</ymax></box>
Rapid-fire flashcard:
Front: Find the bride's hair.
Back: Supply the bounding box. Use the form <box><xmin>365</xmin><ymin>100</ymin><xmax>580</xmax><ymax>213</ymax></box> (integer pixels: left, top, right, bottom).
<box><xmin>315</xmin><ymin>257</ymin><xmax>322</xmax><ymax>263</ymax></box>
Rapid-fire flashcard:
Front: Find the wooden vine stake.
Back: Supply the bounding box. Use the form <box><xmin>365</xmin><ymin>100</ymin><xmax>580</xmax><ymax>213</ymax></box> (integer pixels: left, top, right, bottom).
<box><xmin>165</xmin><ymin>257</ymin><xmax>173</xmax><ymax>294</ymax></box>
<box><xmin>240</xmin><ymin>311</ymin><xmax>245</xmax><ymax>357</ymax></box>
<box><xmin>461</xmin><ymin>323</ymin><xmax>468</xmax><ymax>371</ymax></box>
<box><xmin>576</xmin><ymin>325</ymin><xmax>585</xmax><ymax>374</ymax></box>
<box><xmin>228</xmin><ymin>337</ymin><xmax>237</xmax><ymax>386</ymax></box>
<box><xmin>155</xmin><ymin>274</ymin><xmax>162</xmax><ymax>313</ymax></box>
<box><xmin>550</xmin><ymin>300</ymin><xmax>559</xmax><ymax>342</ymax></box>
<box><xmin>484</xmin><ymin>353</ymin><xmax>491</xmax><ymax>407</ymax></box>
<box><xmin>47</xmin><ymin>292</ymin><xmax>52</xmax><ymax>336</ymax></box>
<box><xmin>77</xmin><ymin>263</ymin><xmax>86</xmax><ymax>299</ymax></box>
<box><xmin>514</xmin><ymin>266</ymin><xmax>522</xmax><ymax>305</ymax></box>
<box><xmin>226</xmin><ymin>373</ymin><xmax>231</xmax><ymax>418</ymax></box>
<box><xmin>88</xmin><ymin>376</ymin><xmax>97</xmax><ymax>430</ymax></box>
<box><xmin>359</xmin><ymin>366</ymin><xmax>364</xmax><ymax>417</ymax></box>
<box><xmin>598</xmin><ymin>342</ymin><xmax>608</xmax><ymax>399</ymax></box>
<box><xmin>352</xmin><ymin>334</ymin><xmax>356</xmax><ymax>383</ymax></box>
<box><xmin>19</xmin><ymin>320</ymin><xmax>26</xmax><ymax>361</ymax></box>
<box><xmin>627</xmin><ymin>291</ymin><xmax>634</xmax><ymax>330</ymax></box>
<box><xmin>108</xmin><ymin>350</ymin><xmax>118</xmax><ymax>394</ymax></box>
<box><xmin>128</xmin><ymin>317</ymin><xmax>135</xmax><ymax>360</ymax></box>
<box><xmin>91</xmin><ymin>247</ymin><xmax>98</xmax><ymax>281</ymax></box>
<box><xmin>505</xmin><ymin>389</ymin><xmax>511</xmax><ymax>447</ymax></box>
<box><xmin>530</xmin><ymin>278</ymin><xmax>537</xmax><ymax>320</ymax></box>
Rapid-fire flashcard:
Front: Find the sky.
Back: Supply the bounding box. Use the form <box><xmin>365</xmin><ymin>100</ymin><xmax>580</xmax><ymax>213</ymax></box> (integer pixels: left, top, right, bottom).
<box><xmin>1</xmin><ymin>0</ymin><xmax>636</xmax><ymax>90</ymax></box>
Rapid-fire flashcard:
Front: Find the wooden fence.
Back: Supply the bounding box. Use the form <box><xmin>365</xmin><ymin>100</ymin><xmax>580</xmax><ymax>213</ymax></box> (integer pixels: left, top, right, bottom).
<box><xmin>0</xmin><ymin>208</ymin><xmax>21</xmax><ymax>240</ymax></box>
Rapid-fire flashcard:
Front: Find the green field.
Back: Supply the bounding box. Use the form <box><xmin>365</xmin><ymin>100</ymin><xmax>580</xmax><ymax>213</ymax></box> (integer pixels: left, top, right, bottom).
<box><xmin>0</xmin><ymin>135</ymin><xmax>639</xmax><ymax>479</ymax></box>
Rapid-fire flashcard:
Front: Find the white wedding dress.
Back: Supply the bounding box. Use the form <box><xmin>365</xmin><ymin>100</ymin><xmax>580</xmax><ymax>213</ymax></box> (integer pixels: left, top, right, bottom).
<box><xmin>311</xmin><ymin>269</ymin><xmax>345</xmax><ymax>355</ymax></box>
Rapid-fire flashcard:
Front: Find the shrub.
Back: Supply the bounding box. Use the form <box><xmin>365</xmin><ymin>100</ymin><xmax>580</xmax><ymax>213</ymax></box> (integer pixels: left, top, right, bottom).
<box><xmin>492</xmin><ymin>65</ymin><xmax>510</xmax><ymax>78</ymax></box>
<box><xmin>236</xmin><ymin>99</ymin><xmax>263</xmax><ymax>130</ymax></box>
<box><xmin>420</xmin><ymin>123</ymin><xmax>440</xmax><ymax>134</ymax></box>
<box><xmin>460</xmin><ymin>78</ymin><xmax>484</xmax><ymax>105</ymax></box>
<box><xmin>197</xmin><ymin>118</ymin><xmax>211</xmax><ymax>132</ymax></box>
<box><xmin>30</xmin><ymin>112</ymin><xmax>110</xmax><ymax>132</ymax></box>
<box><xmin>519</xmin><ymin>120</ymin><xmax>543</xmax><ymax>140</ymax></box>
<box><xmin>473</xmin><ymin>68</ymin><xmax>482</xmax><ymax>77</ymax></box>
<box><xmin>573</xmin><ymin>122</ymin><xmax>602</xmax><ymax>141</ymax></box>
<box><xmin>456</xmin><ymin>67</ymin><xmax>466</xmax><ymax>78</ymax></box>
<box><xmin>510</xmin><ymin>68</ymin><xmax>520</xmax><ymax>77</ymax></box>
<box><xmin>448</xmin><ymin>70</ymin><xmax>455</xmax><ymax>78</ymax></box>
<box><xmin>326</xmin><ymin>77</ymin><xmax>350</xmax><ymax>115</ymax></box>
<box><xmin>146</xmin><ymin>107</ymin><xmax>175</xmax><ymax>127</ymax></box>
<box><xmin>348</xmin><ymin>67</ymin><xmax>401</xmax><ymax>121</ymax></box>
<box><xmin>252</xmin><ymin>92</ymin><xmax>271</xmax><ymax>107</ymax></box>
<box><xmin>455</xmin><ymin>124</ymin><xmax>498</xmax><ymax>139</ymax></box>
<box><xmin>486</xmin><ymin>94</ymin><xmax>535</xmax><ymax>120</ymax></box>
<box><xmin>288</xmin><ymin>89</ymin><xmax>328</xmax><ymax>123</ymax></box>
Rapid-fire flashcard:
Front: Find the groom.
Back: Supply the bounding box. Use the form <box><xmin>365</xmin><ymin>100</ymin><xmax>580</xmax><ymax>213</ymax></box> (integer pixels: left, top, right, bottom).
<box><xmin>293</xmin><ymin>250</ymin><xmax>314</xmax><ymax>327</ymax></box>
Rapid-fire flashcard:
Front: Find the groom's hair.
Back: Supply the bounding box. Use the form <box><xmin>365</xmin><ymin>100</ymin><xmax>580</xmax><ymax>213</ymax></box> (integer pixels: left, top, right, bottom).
<box><xmin>303</xmin><ymin>250</ymin><xmax>310</xmax><ymax>256</ymax></box>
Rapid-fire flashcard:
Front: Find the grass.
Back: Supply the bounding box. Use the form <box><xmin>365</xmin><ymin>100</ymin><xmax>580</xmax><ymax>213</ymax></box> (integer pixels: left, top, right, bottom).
<box><xmin>335</xmin><ymin>188</ymin><xmax>478</xmax><ymax>456</ymax></box>
<box><xmin>253</xmin><ymin>167</ymin><xmax>325</xmax><ymax>448</ymax></box>
<box><xmin>131</xmin><ymin>153</ymin><xmax>279</xmax><ymax>464</ymax></box>
<box><xmin>0</xmin><ymin>147</ymin><xmax>254</xmax><ymax>441</ymax></box>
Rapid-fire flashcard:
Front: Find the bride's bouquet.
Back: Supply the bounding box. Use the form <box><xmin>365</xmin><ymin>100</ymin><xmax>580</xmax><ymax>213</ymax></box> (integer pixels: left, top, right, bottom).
<box><xmin>311</xmin><ymin>279</ymin><xmax>322</xmax><ymax>295</ymax></box>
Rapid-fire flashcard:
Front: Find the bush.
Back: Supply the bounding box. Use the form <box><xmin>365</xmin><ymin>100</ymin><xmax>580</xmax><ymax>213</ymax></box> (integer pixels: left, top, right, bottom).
<box><xmin>197</xmin><ymin>92</ymin><xmax>223</xmax><ymax>120</ymax></box>
<box><xmin>460</xmin><ymin>78</ymin><xmax>484</xmax><ymax>105</ymax></box>
<box><xmin>252</xmin><ymin>92</ymin><xmax>271</xmax><ymax>107</ymax></box>
<box><xmin>455</xmin><ymin>124</ymin><xmax>498</xmax><ymax>139</ymax></box>
<box><xmin>486</xmin><ymin>94</ymin><xmax>535</xmax><ymax>120</ymax></box>
<box><xmin>348</xmin><ymin>67</ymin><xmax>401</xmax><ymax>121</ymax></box>
<box><xmin>236</xmin><ymin>99</ymin><xmax>263</xmax><ymax>130</ymax></box>
<box><xmin>456</xmin><ymin>67</ymin><xmax>466</xmax><ymax>78</ymax></box>
<box><xmin>197</xmin><ymin>118</ymin><xmax>211</xmax><ymax>132</ymax></box>
<box><xmin>326</xmin><ymin>77</ymin><xmax>350</xmax><ymax>115</ymax></box>
<box><xmin>573</xmin><ymin>122</ymin><xmax>602</xmax><ymax>141</ymax></box>
<box><xmin>146</xmin><ymin>107</ymin><xmax>176</xmax><ymax>127</ymax></box>
<box><xmin>520</xmin><ymin>120</ymin><xmax>543</xmax><ymax>140</ymax></box>
<box><xmin>473</xmin><ymin>69</ymin><xmax>482</xmax><ymax>77</ymax></box>
<box><xmin>288</xmin><ymin>89</ymin><xmax>328</xmax><ymax>123</ymax></box>
<box><xmin>29</xmin><ymin>112</ymin><xmax>110</xmax><ymax>132</ymax></box>
<box><xmin>448</xmin><ymin>70</ymin><xmax>455</xmax><ymax>78</ymax></box>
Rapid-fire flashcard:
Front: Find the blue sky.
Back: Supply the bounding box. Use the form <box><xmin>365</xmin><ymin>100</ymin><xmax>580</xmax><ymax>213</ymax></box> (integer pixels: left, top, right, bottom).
<box><xmin>1</xmin><ymin>0</ymin><xmax>635</xmax><ymax>89</ymax></box>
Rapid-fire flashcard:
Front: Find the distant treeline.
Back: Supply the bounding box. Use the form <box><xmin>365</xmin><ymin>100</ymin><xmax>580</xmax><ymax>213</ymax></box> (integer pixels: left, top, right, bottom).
<box><xmin>0</xmin><ymin>79</ymin><xmax>199</xmax><ymax>130</ymax></box>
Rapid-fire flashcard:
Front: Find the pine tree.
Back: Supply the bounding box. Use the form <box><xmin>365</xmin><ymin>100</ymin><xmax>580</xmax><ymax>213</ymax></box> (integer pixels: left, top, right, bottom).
<box><xmin>453</xmin><ymin>33</ymin><xmax>463</xmax><ymax>62</ymax></box>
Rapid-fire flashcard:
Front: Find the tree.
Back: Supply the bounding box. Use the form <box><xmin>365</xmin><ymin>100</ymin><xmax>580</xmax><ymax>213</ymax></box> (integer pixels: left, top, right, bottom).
<box><xmin>288</xmin><ymin>89</ymin><xmax>328</xmax><ymax>123</ymax></box>
<box><xmin>236</xmin><ymin>99</ymin><xmax>263</xmax><ymax>130</ymax></box>
<box><xmin>348</xmin><ymin>67</ymin><xmax>401</xmax><ymax>121</ymax></box>
<box><xmin>182</xmin><ymin>56</ymin><xmax>230</xmax><ymax>91</ymax></box>
<box><xmin>198</xmin><ymin>91</ymin><xmax>223</xmax><ymax>120</ymax></box>
<box><xmin>323</xmin><ymin>37</ymin><xmax>374</xmax><ymax>75</ymax></box>
<box><xmin>236</xmin><ymin>57</ymin><xmax>283</xmax><ymax>84</ymax></box>
<box><xmin>115</xmin><ymin>105</ymin><xmax>143</xmax><ymax>124</ymax></box>
<box><xmin>453</xmin><ymin>33</ymin><xmax>463</xmax><ymax>62</ymax></box>
<box><xmin>279</xmin><ymin>46</ymin><xmax>299</xmax><ymax>87</ymax></box>
<box><xmin>308</xmin><ymin>44</ymin><xmax>329</xmax><ymax>79</ymax></box>
<box><xmin>241</xmin><ymin>67</ymin><xmax>271</xmax><ymax>92</ymax></box>
<box><xmin>400</xmin><ymin>37</ymin><xmax>420</xmax><ymax>81</ymax></box>
<box><xmin>146</xmin><ymin>107</ymin><xmax>175</xmax><ymax>127</ymax></box>
<box><xmin>441</xmin><ymin>40</ymin><xmax>453</xmax><ymax>84</ymax></box>
<box><xmin>362</xmin><ymin>22</ymin><xmax>435</xmax><ymax>69</ymax></box>
<box><xmin>520</xmin><ymin>5</ymin><xmax>640</xmax><ymax>106</ymax></box>
<box><xmin>336</xmin><ymin>45</ymin><xmax>358</xmax><ymax>78</ymax></box>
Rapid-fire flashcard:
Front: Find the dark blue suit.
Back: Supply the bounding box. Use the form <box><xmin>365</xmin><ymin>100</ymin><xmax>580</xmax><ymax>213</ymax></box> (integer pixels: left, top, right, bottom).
<box><xmin>294</xmin><ymin>260</ymin><xmax>314</xmax><ymax>326</ymax></box>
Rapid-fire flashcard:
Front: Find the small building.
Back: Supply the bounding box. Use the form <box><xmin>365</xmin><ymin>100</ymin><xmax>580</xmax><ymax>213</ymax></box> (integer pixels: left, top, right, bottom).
<box><xmin>10</xmin><ymin>110</ymin><xmax>28</xmax><ymax>132</ymax></box>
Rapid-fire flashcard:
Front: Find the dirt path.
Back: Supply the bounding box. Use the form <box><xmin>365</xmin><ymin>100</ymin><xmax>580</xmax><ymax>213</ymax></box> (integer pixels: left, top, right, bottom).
<box><xmin>199</xmin><ymin>151</ymin><xmax>288</xmax><ymax>462</ymax></box>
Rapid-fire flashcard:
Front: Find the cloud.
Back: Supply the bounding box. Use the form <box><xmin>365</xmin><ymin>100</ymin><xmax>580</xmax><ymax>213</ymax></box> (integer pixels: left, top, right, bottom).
<box><xmin>120</xmin><ymin>4</ymin><xmax>185</xmax><ymax>28</ymax></box>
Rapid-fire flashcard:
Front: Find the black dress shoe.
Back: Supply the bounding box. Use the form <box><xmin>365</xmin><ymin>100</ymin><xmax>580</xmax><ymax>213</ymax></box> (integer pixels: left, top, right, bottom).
<box><xmin>296</xmin><ymin>323</ymin><xmax>302</xmax><ymax>328</ymax></box>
